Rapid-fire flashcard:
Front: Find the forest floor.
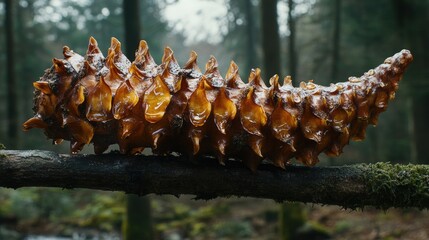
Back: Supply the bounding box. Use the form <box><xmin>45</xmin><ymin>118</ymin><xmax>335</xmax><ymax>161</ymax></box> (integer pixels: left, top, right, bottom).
<box><xmin>154</xmin><ymin>196</ymin><xmax>429</xmax><ymax>240</ymax></box>
<box><xmin>1</xmin><ymin>194</ymin><xmax>428</xmax><ymax>240</ymax></box>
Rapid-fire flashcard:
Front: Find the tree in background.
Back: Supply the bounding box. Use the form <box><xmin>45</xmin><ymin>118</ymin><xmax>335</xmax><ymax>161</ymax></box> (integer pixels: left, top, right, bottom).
<box><xmin>393</xmin><ymin>0</ymin><xmax>429</xmax><ymax>164</ymax></box>
<box><xmin>287</xmin><ymin>0</ymin><xmax>297</xmax><ymax>81</ymax></box>
<box><xmin>330</xmin><ymin>0</ymin><xmax>341</xmax><ymax>83</ymax></box>
<box><xmin>5</xmin><ymin>0</ymin><xmax>17</xmax><ymax>148</ymax></box>
<box><xmin>261</xmin><ymin>1</ymin><xmax>307</xmax><ymax>239</ymax></box>
<box><xmin>122</xmin><ymin>0</ymin><xmax>154</xmax><ymax>239</ymax></box>
<box><xmin>13</xmin><ymin>0</ymin><xmax>124</xmax><ymax>150</ymax></box>
<box><xmin>224</xmin><ymin>0</ymin><xmax>260</xmax><ymax>77</ymax></box>
<box><xmin>261</xmin><ymin>0</ymin><xmax>281</xmax><ymax>80</ymax></box>
<box><xmin>244</xmin><ymin>0</ymin><xmax>258</xmax><ymax>74</ymax></box>
<box><xmin>140</xmin><ymin>0</ymin><xmax>169</xmax><ymax>59</ymax></box>
<box><xmin>0</xmin><ymin>0</ymin><xmax>168</xmax><ymax>237</ymax></box>
<box><xmin>15</xmin><ymin>1</ymin><xmax>55</xmax><ymax>149</ymax></box>
<box><xmin>339</xmin><ymin>0</ymin><xmax>413</xmax><ymax>164</ymax></box>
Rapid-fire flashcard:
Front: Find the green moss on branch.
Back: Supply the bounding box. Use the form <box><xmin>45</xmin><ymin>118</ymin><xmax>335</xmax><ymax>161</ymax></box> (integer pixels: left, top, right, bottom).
<box><xmin>358</xmin><ymin>162</ymin><xmax>429</xmax><ymax>209</ymax></box>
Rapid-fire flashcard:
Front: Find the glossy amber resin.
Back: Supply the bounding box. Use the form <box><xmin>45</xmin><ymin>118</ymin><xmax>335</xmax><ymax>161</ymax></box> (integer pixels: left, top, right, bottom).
<box><xmin>23</xmin><ymin>37</ymin><xmax>413</xmax><ymax>170</ymax></box>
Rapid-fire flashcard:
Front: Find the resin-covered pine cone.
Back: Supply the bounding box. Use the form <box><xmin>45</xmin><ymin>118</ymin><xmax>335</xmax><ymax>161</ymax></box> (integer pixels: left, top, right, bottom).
<box><xmin>23</xmin><ymin>37</ymin><xmax>413</xmax><ymax>170</ymax></box>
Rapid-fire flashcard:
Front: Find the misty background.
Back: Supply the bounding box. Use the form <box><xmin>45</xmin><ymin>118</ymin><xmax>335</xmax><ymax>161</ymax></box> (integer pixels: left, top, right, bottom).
<box><xmin>0</xmin><ymin>0</ymin><xmax>428</xmax><ymax>239</ymax></box>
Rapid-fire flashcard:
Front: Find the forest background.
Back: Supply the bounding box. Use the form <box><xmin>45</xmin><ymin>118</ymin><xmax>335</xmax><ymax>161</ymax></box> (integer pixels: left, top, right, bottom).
<box><xmin>1</xmin><ymin>0</ymin><xmax>428</xmax><ymax>239</ymax></box>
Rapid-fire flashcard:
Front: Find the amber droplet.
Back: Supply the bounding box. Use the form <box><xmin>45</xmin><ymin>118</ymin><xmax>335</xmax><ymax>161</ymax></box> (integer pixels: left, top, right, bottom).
<box><xmin>271</xmin><ymin>101</ymin><xmax>298</xmax><ymax>143</ymax></box>
<box><xmin>300</xmin><ymin>104</ymin><xmax>327</xmax><ymax>143</ymax></box>
<box><xmin>63</xmin><ymin>115</ymin><xmax>94</xmax><ymax>146</ymax></box>
<box><xmin>189</xmin><ymin>77</ymin><xmax>212</xmax><ymax>127</ymax></box>
<box><xmin>86</xmin><ymin>76</ymin><xmax>112</xmax><ymax>122</ymax></box>
<box><xmin>70</xmin><ymin>85</ymin><xmax>85</xmax><ymax>116</ymax></box>
<box><xmin>144</xmin><ymin>75</ymin><xmax>171</xmax><ymax>123</ymax></box>
<box><xmin>113</xmin><ymin>80</ymin><xmax>139</xmax><ymax>119</ymax></box>
<box><xmin>213</xmin><ymin>87</ymin><xmax>237</xmax><ymax>134</ymax></box>
<box><xmin>240</xmin><ymin>87</ymin><xmax>267</xmax><ymax>136</ymax></box>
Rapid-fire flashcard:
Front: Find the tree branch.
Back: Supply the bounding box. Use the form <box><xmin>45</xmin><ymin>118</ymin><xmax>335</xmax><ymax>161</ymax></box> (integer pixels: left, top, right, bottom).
<box><xmin>0</xmin><ymin>150</ymin><xmax>428</xmax><ymax>209</ymax></box>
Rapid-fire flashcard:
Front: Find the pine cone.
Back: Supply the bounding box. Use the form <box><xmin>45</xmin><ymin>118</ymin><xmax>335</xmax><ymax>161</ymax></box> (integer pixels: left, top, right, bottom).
<box><xmin>23</xmin><ymin>37</ymin><xmax>413</xmax><ymax>170</ymax></box>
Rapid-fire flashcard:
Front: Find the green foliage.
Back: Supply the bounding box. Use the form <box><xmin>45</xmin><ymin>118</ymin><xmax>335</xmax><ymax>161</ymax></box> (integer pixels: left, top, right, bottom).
<box><xmin>297</xmin><ymin>222</ymin><xmax>331</xmax><ymax>239</ymax></box>
<box><xmin>8</xmin><ymin>189</ymin><xmax>74</xmax><ymax>220</ymax></box>
<box><xmin>0</xmin><ymin>226</ymin><xmax>20</xmax><ymax>240</ymax></box>
<box><xmin>73</xmin><ymin>193</ymin><xmax>124</xmax><ymax>231</ymax></box>
<box><xmin>333</xmin><ymin>220</ymin><xmax>353</xmax><ymax>234</ymax></box>
<box><xmin>0</xmin><ymin>190</ymin><xmax>13</xmax><ymax>216</ymax></box>
<box><xmin>213</xmin><ymin>221</ymin><xmax>253</xmax><ymax>238</ymax></box>
<box><xmin>0</xmin><ymin>188</ymin><xmax>125</xmax><ymax>234</ymax></box>
<box><xmin>155</xmin><ymin>201</ymin><xmax>230</xmax><ymax>237</ymax></box>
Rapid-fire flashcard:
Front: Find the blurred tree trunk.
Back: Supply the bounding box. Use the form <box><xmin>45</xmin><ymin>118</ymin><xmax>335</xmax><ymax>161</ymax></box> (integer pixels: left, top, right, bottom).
<box><xmin>261</xmin><ymin>0</ymin><xmax>281</xmax><ymax>79</ymax></box>
<box><xmin>124</xmin><ymin>0</ymin><xmax>140</xmax><ymax>54</ymax></box>
<box><xmin>5</xmin><ymin>0</ymin><xmax>17</xmax><ymax>148</ymax></box>
<box><xmin>123</xmin><ymin>0</ymin><xmax>154</xmax><ymax>239</ymax></box>
<box><xmin>409</xmin><ymin>2</ymin><xmax>429</xmax><ymax>165</ymax></box>
<box><xmin>279</xmin><ymin>202</ymin><xmax>306</xmax><ymax>240</ymax></box>
<box><xmin>326</xmin><ymin>0</ymin><xmax>342</xmax><ymax>165</ymax></box>
<box><xmin>287</xmin><ymin>0</ymin><xmax>297</xmax><ymax>81</ymax></box>
<box><xmin>279</xmin><ymin>1</ymin><xmax>307</xmax><ymax>240</ymax></box>
<box><xmin>245</xmin><ymin>0</ymin><xmax>257</xmax><ymax>72</ymax></box>
<box><xmin>394</xmin><ymin>0</ymin><xmax>429</xmax><ymax>164</ymax></box>
<box><xmin>124</xmin><ymin>194</ymin><xmax>153</xmax><ymax>239</ymax></box>
<box><xmin>16</xmin><ymin>0</ymin><xmax>35</xmax><ymax>148</ymax></box>
<box><xmin>261</xmin><ymin>0</ymin><xmax>307</xmax><ymax>239</ymax></box>
<box><xmin>330</xmin><ymin>0</ymin><xmax>341</xmax><ymax>83</ymax></box>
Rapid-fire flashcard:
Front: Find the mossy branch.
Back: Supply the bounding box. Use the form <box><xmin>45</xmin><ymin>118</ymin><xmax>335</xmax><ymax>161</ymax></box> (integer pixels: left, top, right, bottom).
<box><xmin>0</xmin><ymin>150</ymin><xmax>428</xmax><ymax>209</ymax></box>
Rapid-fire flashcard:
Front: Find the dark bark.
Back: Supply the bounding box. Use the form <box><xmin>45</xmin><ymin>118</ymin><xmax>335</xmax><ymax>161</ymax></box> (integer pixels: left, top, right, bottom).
<box><xmin>5</xmin><ymin>0</ymin><xmax>18</xmax><ymax>148</ymax></box>
<box><xmin>261</xmin><ymin>0</ymin><xmax>281</xmax><ymax>79</ymax></box>
<box><xmin>123</xmin><ymin>1</ymin><xmax>153</xmax><ymax>239</ymax></box>
<box><xmin>1</xmin><ymin>150</ymin><xmax>428</xmax><ymax>209</ymax></box>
